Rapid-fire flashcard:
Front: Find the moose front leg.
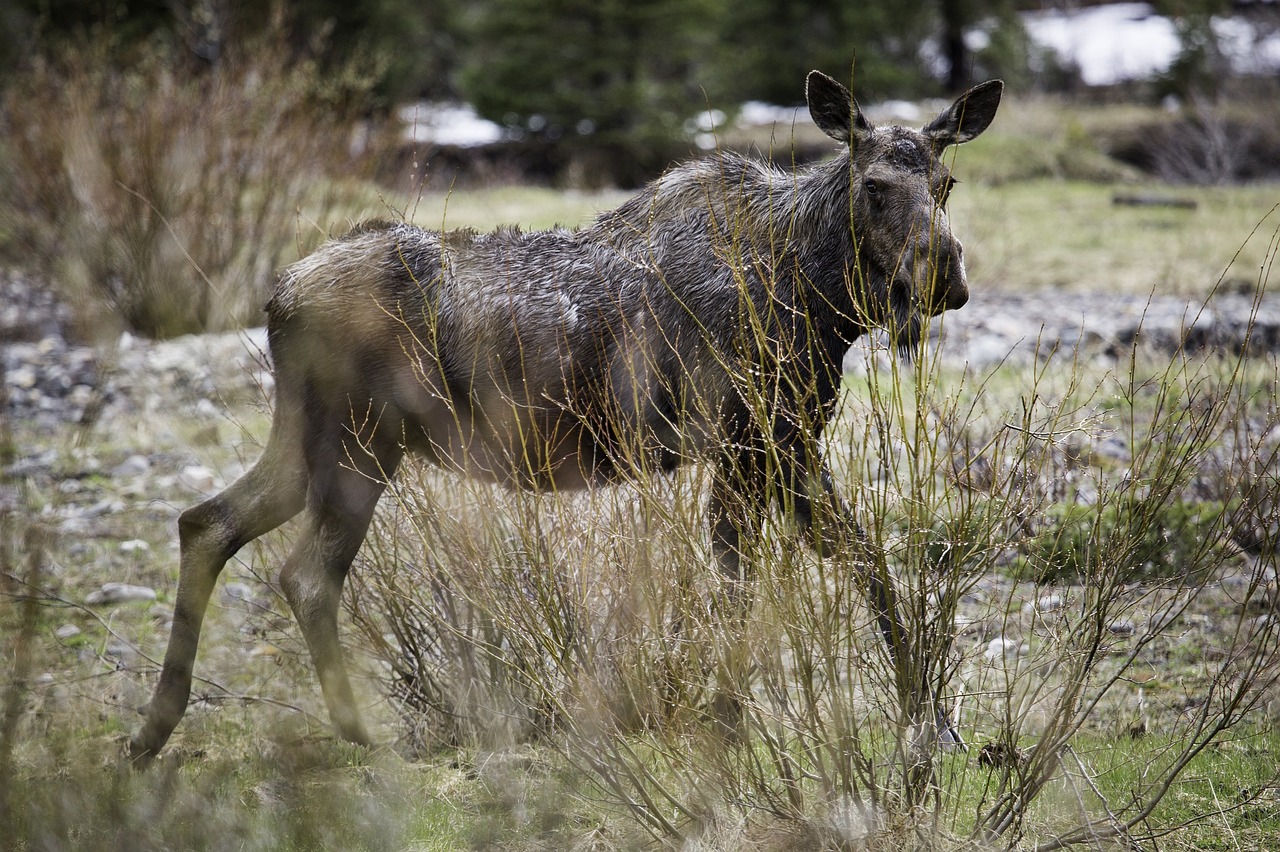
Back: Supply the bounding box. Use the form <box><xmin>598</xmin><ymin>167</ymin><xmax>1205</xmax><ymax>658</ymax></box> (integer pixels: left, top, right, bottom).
<box><xmin>783</xmin><ymin>453</ymin><xmax>965</xmax><ymax>751</ymax></box>
<box><xmin>707</xmin><ymin>463</ymin><xmax>766</xmax><ymax>613</ymax></box>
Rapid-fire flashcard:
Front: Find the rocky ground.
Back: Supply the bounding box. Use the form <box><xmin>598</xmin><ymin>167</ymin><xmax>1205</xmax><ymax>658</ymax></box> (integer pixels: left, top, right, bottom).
<box><xmin>2</xmin><ymin>271</ymin><xmax>272</xmax><ymax>434</ymax></box>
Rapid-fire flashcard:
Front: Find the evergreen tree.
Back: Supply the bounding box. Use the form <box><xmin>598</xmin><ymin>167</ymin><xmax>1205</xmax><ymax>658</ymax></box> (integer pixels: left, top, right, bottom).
<box><xmin>458</xmin><ymin>0</ymin><xmax>719</xmax><ymax>158</ymax></box>
<box><xmin>711</xmin><ymin>0</ymin><xmax>936</xmax><ymax>105</ymax></box>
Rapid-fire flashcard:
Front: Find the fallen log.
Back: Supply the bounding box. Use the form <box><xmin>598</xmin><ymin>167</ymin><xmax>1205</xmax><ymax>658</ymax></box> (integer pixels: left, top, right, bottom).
<box><xmin>1112</xmin><ymin>194</ymin><xmax>1198</xmax><ymax>210</ymax></box>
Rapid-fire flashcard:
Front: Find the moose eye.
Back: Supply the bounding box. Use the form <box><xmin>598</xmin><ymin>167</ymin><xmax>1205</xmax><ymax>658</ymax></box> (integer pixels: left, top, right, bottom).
<box><xmin>864</xmin><ymin>179</ymin><xmax>881</xmax><ymax>196</ymax></box>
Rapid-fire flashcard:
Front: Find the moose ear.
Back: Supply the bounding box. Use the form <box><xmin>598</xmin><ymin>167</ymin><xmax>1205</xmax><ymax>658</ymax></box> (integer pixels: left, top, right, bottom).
<box><xmin>806</xmin><ymin>70</ymin><xmax>872</xmax><ymax>144</ymax></box>
<box><xmin>923</xmin><ymin>79</ymin><xmax>1003</xmax><ymax>149</ymax></box>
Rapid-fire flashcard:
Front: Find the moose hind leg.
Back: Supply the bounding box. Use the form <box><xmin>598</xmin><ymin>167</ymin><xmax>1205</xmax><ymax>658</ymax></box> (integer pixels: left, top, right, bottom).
<box><xmin>702</xmin><ymin>459</ymin><xmax>769</xmax><ymax>739</ymax></box>
<box><xmin>130</xmin><ymin>442</ymin><xmax>307</xmax><ymax>763</ymax></box>
<box><xmin>279</xmin><ymin>439</ymin><xmax>401</xmax><ymax>747</ymax></box>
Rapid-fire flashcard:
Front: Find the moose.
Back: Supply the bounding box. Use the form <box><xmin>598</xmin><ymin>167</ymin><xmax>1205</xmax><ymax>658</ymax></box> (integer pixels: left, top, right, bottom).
<box><xmin>130</xmin><ymin>71</ymin><xmax>1002</xmax><ymax>763</ymax></box>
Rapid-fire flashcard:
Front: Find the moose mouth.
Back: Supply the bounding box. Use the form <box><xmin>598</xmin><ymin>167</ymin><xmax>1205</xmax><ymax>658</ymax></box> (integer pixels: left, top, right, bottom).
<box><xmin>854</xmin><ymin>262</ymin><xmax>928</xmax><ymax>358</ymax></box>
<box><xmin>888</xmin><ymin>277</ymin><xmax>928</xmax><ymax>357</ymax></box>
<box><xmin>879</xmin><ymin>247</ymin><xmax>967</xmax><ymax>357</ymax></box>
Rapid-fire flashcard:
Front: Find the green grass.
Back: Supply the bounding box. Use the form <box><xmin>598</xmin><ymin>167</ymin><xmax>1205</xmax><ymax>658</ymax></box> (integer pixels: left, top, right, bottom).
<box><xmin>909</xmin><ymin>728</ymin><xmax>1280</xmax><ymax>850</ymax></box>
<box><xmin>403</xmin><ymin>185</ymin><xmax>632</xmax><ymax>232</ymax></box>
<box><xmin>1066</xmin><ymin>730</ymin><xmax>1280</xmax><ymax>851</ymax></box>
<box><xmin>951</xmin><ymin>179</ymin><xmax>1280</xmax><ymax>297</ymax></box>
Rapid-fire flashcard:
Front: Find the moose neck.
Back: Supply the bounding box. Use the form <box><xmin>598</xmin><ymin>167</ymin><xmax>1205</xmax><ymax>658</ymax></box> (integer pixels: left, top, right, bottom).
<box><xmin>787</xmin><ymin>152</ymin><xmax>870</xmax><ymax>348</ymax></box>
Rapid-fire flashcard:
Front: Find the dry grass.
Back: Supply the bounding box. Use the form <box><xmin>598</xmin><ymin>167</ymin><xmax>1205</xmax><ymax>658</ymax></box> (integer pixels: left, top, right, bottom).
<box><xmin>0</xmin><ymin>35</ymin><xmax>389</xmax><ymax>341</ymax></box>
<box><xmin>3</xmin><ymin>274</ymin><xmax>1279</xmax><ymax>850</ymax></box>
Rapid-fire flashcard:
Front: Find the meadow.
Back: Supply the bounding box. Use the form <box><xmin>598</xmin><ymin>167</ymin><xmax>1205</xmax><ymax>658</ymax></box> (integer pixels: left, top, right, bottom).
<box><xmin>2</xmin><ymin>84</ymin><xmax>1280</xmax><ymax>850</ymax></box>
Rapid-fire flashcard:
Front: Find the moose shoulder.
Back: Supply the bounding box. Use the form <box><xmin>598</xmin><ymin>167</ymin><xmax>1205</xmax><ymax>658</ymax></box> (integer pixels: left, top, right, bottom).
<box><xmin>130</xmin><ymin>71</ymin><xmax>1002</xmax><ymax>762</ymax></box>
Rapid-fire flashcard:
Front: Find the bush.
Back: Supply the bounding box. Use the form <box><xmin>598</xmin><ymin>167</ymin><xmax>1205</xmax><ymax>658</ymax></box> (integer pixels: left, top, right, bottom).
<box><xmin>1019</xmin><ymin>498</ymin><xmax>1229</xmax><ymax>584</ymax></box>
<box><xmin>1100</xmin><ymin>96</ymin><xmax>1280</xmax><ymax>184</ymax></box>
<box><xmin>0</xmin><ymin>34</ymin><xmax>381</xmax><ymax>340</ymax></box>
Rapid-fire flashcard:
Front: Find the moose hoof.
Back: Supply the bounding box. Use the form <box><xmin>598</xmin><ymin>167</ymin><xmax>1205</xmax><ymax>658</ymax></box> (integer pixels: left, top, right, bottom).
<box><xmin>126</xmin><ymin>733</ymin><xmax>159</xmax><ymax>768</ymax></box>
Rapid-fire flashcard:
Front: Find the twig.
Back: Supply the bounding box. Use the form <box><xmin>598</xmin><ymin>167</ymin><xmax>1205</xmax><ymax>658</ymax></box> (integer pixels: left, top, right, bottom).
<box><xmin>1112</xmin><ymin>194</ymin><xmax>1198</xmax><ymax>210</ymax></box>
<box><xmin>0</xmin><ymin>525</ymin><xmax>48</xmax><ymax>824</ymax></box>
<box><xmin>1063</xmin><ymin>745</ymin><xmax>1140</xmax><ymax>850</ymax></box>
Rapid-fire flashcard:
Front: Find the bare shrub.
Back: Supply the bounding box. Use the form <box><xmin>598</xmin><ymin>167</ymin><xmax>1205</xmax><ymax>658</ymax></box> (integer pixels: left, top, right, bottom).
<box><xmin>350</xmin><ymin>464</ymin><xmax>714</xmax><ymax>754</ymax></box>
<box><xmin>1151</xmin><ymin>98</ymin><xmax>1254</xmax><ymax>185</ymax></box>
<box><xmin>0</xmin><ymin>35</ymin><xmax>381</xmax><ymax>339</ymax></box>
<box><xmin>1107</xmin><ymin>95</ymin><xmax>1280</xmax><ymax>185</ymax></box>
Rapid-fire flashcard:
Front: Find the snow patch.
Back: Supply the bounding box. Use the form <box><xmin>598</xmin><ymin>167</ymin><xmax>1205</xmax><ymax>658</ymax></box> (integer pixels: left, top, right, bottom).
<box><xmin>1022</xmin><ymin>2</ymin><xmax>1280</xmax><ymax>86</ymax></box>
<box><xmin>1023</xmin><ymin>3</ymin><xmax>1180</xmax><ymax>87</ymax></box>
<box><xmin>399</xmin><ymin>102</ymin><xmax>507</xmax><ymax>147</ymax></box>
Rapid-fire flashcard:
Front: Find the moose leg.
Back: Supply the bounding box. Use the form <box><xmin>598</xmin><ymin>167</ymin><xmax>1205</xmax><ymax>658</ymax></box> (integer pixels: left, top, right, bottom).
<box><xmin>130</xmin><ymin>440</ymin><xmax>307</xmax><ymax>764</ymax></box>
<box><xmin>702</xmin><ymin>453</ymin><xmax>770</xmax><ymax>736</ymax></box>
<box><xmin>785</xmin><ymin>458</ymin><xmax>964</xmax><ymax>749</ymax></box>
<box><xmin>707</xmin><ymin>450</ymin><xmax>768</xmax><ymax>611</ymax></box>
<box><xmin>278</xmin><ymin>435</ymin><xmax>402</xmax><ymax>747</ymax></box>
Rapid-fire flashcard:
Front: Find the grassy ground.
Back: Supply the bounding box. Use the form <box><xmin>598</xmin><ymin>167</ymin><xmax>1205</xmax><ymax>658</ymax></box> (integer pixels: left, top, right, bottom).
<box><xmin>5</xmin><ymin>345</ymin><xmax>1279</xmax><ymax>849</ymax></box>
<box><xmin>950</xmin><ymin>179</ymin><xmax>1280</xmax><ymax>298</ymax></box>
<box><xmin>4</xmin><ymin>95</ymin><xmax>1280</xmax><ymax>849</ymax></box>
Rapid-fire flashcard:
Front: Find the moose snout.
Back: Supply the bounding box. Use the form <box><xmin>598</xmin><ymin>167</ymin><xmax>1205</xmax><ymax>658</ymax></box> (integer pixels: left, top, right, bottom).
<box><xmin>909</xmin><ymin>229</ymin><xmax>968</xmax><ymax>315</ymax></box>
<box><xmin>942</xmin><ymin>241</ymin><xmax>969</xmax><ymax>311</ymax></box>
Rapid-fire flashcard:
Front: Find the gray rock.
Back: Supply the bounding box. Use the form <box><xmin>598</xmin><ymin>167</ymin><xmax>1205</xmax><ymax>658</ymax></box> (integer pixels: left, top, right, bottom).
<box><xmin>79</xmin><ymin>498</ymin><xmax>125</xmax><ymax>518</ymax></box>
<box><xmin>112</xmin><ymin>454</ymin><xmax>152</xmax><ymax>477</ymax></box>
<box><xmin>85</xmin><ymin>583</ymin><xmax>158</xmax><ymax>605</ymax></box>
<box><xmin>222</xmin><ymin>582</ymin><xmax>263</xmax><ymax>607</ymax></box>
<box><xmin>1025</xmin><ymin>592</ymin><xmax>1065</xmax><ymax>614</ymax></box>
<box><xmin>180</xmin><ymin>465</ymin><xmax>216</xmax><ymax>493</ymax></box>
<box><xmin>4</xmin><ymin>450</ymin><xmax>58</xmax><ymax>477</ymax></box>
<box><xmin>9</xmin><ymin>365</ymin><xmax>37</xmax><ymax>389</ymax></box>
<box><xmin>984</xmin><ymin>636</ymin><xmax>1027</xmax><ymax>660</ymax></box>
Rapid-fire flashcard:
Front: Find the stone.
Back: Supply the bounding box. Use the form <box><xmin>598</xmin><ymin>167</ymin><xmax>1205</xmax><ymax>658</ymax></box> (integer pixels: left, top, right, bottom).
<box><xmin>180</xmin><ymin>465</ymin><xmax>216</xmax><ymax>493</ymax></box>
<box><xmin>1024</xmin><ymin>592</ymin><xmax>1064</xmax><ymax>614</ymax></box>
<box><xmin>222</xmin><ymin>582</ymin><xmax>256</xmax><ymax>603</ymax></box>
<box><xmin>984</xmin><ymin>636</ymin><xmax>1026</xmax><ymax>660</ymax></box>
<box><xmin>9</xmin><ymin>365</ymin><xmax>37</xmax><ymax>389</ymax></box>
<box><xmin>85</xmin><ymin>583</ymin><xmax>158</xmax><ymax>605</ymax></box>
<box><xmin>112</xmin><ymin>454</ymin><xmax>152</xmax><ymax>477</ymax></box>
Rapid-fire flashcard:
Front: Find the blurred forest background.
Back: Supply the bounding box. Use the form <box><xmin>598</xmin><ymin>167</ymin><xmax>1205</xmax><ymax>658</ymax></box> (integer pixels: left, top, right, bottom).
<box><xmin>2</xmin><ymin>0</ymin><xmax>1273</xmax><ymax>185</ymax></box>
